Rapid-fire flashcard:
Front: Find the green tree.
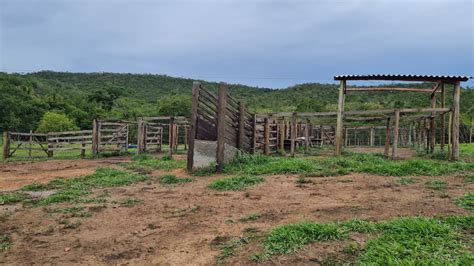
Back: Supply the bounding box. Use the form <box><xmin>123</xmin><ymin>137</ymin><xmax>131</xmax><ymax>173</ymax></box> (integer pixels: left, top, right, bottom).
<box><xmin>36</xmin><ymin>112</ymin><xmax>79</xmax><ymax>133</ymax></box>
<box><xmin>157</xmin><ymin>93</ymin><xmax>191</xmax><ymax>116</ymax></box>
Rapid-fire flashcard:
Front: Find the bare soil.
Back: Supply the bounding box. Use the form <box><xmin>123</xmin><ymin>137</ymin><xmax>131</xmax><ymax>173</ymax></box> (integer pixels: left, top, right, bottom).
<box><xmin>0</xmin><ymin>156</ymin><xmax>472</xmax><ymax>265</ymax></box>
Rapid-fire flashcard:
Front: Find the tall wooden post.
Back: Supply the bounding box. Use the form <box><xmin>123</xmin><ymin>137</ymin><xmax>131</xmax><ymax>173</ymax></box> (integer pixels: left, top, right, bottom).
<box><xmin>216</xmin><ymin>82</ymin><xmax>227</xmax><ymax>172</ymax></box>
<box><xmin>137</xmin><ymin>118</ymin><xmax>144</xmax><ymax>154</ymax></box>
<box><xmin>251</xmin><ymin>114</ymin><xmax>257</xmax><ymax>154</ymax></box>
<box><xmin>370</xmin><ymin>126</ymin><xmax>375</xmax><ymax>147</ymax></box>
<box><xmin>263</xmin><ymin>118</ymin><xmax>270</xmax><ymax>155</ymax></box>
<box><xmin>47</xmin><ymin>133</ymin><xmax>53</xmax><ymax>158</ymax></box>
<box><xmin>392</xmin><ymin>110</ymin><xmax>400</xmax><ymax>159</ymax></box>
<box><xmin>290</xmin><ymin>113</ymin><xmax>297</xmax><ymax>157</ymax></box>
<box><xmin>408</xmin><ymin>124</ymin><xmax>412</xmax><ymax>146</ymax></box>
<box><xmin>440</xmin><ymin>83</ymin><xmax>446</xmax><ymax>150</ymax></box>
<box><xmin>335</xmin><ymin>80</ymin><xmax>346</xmax><ymax>155</ymax></box>
<box><xmin>279</xmin><ymin>119</ymin><xmax>285</xmax><ymax>154</ymax></box>
<box><xmin>168</xmin><ymin>116</ymin><xmax>175</xmax><ymax>158</ymax></box>
<box><xmin>384</xmin><ymin>117</ymin><xmax>391</xmax><ymax>158</ymax></box>
<box><xmin>448</xmin><ymin>112</ymin><xmax>452</xmax><ymax>159</ymax></box>
<box><xmin>3</xmin><ymin>131</ymin><xmax>10</xmax><ymax>160</ymax></box>
<box><xmin>238</xmin><ymin>102</ymin><xmax>245</xmax><ymax>150</ymax></box>
<box><xmin>452</xmin><ymin>81</ymin><xmax>460</xmax><ymax>160</ymax></box>
<box><xmin>92</xmin><ymin>119</ymin><xmax>99</xmax><ymax>157</ymax></box>
<box><xmin>304</xmin><ymin>120</ymin><xmax>310</xmax><ymax>153</ymax></box>
<box><xmin>187</xmin><ymin>82</ymin><xmax>200</xmax><ymax>171</ymax></box>
<box><xmin>430</xmin><ymin>92</ymin><xmax>436</xmax><ymax>153</ymax></box>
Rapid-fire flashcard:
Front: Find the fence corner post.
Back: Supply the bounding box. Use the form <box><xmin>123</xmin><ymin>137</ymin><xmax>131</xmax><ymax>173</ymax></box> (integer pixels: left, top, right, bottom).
<box><xmin>187</xmin><ymin>81</ymin><xmax>200</xmax><ymax>172</ymax></box>
<box><xmin>238</xmin><ymin>102</ymin><xmax>245</xmax><ymax>150</ymax></box>
<box><xmin>216</xmin><ymin>82</ymin><xmax>227</xmax><ymax>172</ymax></box>
<box><xmin>92</xmin><ymin>119</ymin><xmax>99</xmax><ymax>158</ymax></box>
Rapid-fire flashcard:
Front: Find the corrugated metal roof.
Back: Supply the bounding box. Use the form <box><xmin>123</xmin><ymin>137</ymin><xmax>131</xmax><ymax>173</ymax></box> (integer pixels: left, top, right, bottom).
<box><xmin>334</xmin><ymin>74</ymin><xmax>471</xmax><ymax>82</ymax></box>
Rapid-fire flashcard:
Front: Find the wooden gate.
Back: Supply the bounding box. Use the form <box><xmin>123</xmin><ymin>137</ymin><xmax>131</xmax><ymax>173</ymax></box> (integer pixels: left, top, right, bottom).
<box><xmin>3</xmin><ymin>131</ymin><xmax>48</xmax><ymax>159</ymax></box>
<box><xmin>144</xmin><ymin>123</ymin><xmax>163</xmax><ymax>153</ymax></box>
<box><xmin>93</xmin><ymin>120</ymin><xmax>129</xmax><ymax>156</ymax></box>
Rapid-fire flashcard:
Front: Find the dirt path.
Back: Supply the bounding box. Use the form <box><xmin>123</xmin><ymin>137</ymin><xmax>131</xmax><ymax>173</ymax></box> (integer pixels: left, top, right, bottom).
<box><xmin>1</xmin><ymin>165</ymin><xmax>471</xmax><ymax>264</ymax></box>
<box><xmin>0</xmin><ymin>157</ymin><xmax>131</xmax><ymax>191</ymax></box>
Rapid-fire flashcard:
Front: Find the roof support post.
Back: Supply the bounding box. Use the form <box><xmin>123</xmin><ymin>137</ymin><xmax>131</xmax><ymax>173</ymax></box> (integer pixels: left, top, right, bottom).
<box><xmin>335</xmin><ymin>80</ymin><xmax>346</xmax><ymax>155</ymax></box>
<box><xmin>392</xmin><ymin>109</ymin><xmax>400</xmax><ymax>159</ymax></box>
<box><xmin>440</xmin><ymin>82</ymin><xmax>446</xmax><ymax>151</ymax></box>
<box><xmin>384</xmin><ymin>117</ymin><xmax>391</xmax><ymax>158</ymax></box>
<box><xmin>452</xmin><ymin>81</ymin><xmax>460</xmax><ymax>160</ymax></box>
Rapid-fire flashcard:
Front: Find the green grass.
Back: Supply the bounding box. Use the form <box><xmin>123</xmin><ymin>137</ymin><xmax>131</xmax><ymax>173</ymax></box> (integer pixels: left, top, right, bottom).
<box><xmin>425</xmin><ymin>179</ymin><xmax>447</xmax><ymax>190</ymax></box>
<box><xmin>119</xmin><ymin>197</ymin><xmax>140</xmax><ymax>207</ymax></box>
<box><xmin>158</xmin><ymin>174</ymin><xmax>193</xmax><ymax>184</ymax></box>
<box><xmin>224</xmin><ymin>153</ymin><xmax>474</xmax><ymax>177</ymax></box>
<box><xmin>217</xmin><ymin>237</ymin><xmax>250</xmax><ymax>262</ymax></box>
<box><xmin>47</xmin><ymin>206</ymin><xmax>92</xmax><ymax>218</ymax></box>
<box><xmin>208</xmin><ymin>175</ymin><xmax>265</xmax><ymax>191</ymax></box>
<box><xmin>121</xmin><ymin>154</ymin><xmax>185</xmax><ymax>173</ymax></box>
<box><xmin>455</xmin><ymin>193</ymin><xmax>474</xmax><ymax>211</ymax></box>
<box><xmin>398</xmin><ymin>177</ymin><xmax>417</xmax><ymax>185</ymax></box>
<box><xmin>465</xmin><ymin>174</ymin><xmax>474</xmax><ymax>183</ymax></box>
<box><xmin>0</xmin><ymin>235</ymin><xmax>11</xmax><ymax>251</ymax></box>
<box><xmin>239</xmin><ymin>213</ymin><xmax>261</xmax><ymax>222</ymax></box>
<box><xmin>256</xmin><ymin>216</ymin><xmax>474</xmax><ymax>264</ymax></box>
<box><xmin>460</xmin><ymin>143</ymin><xmax>474</xmax><ymax>157</ymax></box>
<box><xmin>0</xmin><ymin>192</ymin><xmax>29</xmax><ymax>205</ymax></box>
<box><xmin>21</xmin><ymin>168</ymin><xmax>151</xmax><ymax>206</ymax></box>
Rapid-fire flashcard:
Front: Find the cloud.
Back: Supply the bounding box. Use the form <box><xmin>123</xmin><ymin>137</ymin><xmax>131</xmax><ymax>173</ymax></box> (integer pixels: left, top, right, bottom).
<box><xmin>1</xmin><ymin>0</ymin><xmax>473</xmax><ymax>88</ymax></box>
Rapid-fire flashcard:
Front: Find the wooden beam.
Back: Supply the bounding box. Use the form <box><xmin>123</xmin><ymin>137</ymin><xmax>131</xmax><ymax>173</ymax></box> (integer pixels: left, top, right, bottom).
<box><xmin>431</xmin><ymin>82</ymin><xmax>442</xmax><ymax>96</ymax></box>
<box><xmin>3</xmin><ymin>131</ymin><xmax>10</xmax><ymax>160</ymax></box>
<box><xmin>304</xmin><ymin>120</ymin><xmax>310</xmax><ymax>153</ymax></box>
<box><xmin>187</xmin><ymin>82</ymin><xmax>200</xmax><ymax>171</ymax></box>
<box><xmin>168</xmin><ymin>117</ymin><xmax>175</xmax><ymax>158</ymax></box>
<box><xmin>290</xmin><ymin>113</ymin><xmax>296</xmax><ymax>157</ymax></box>
<box><xmin>279</xmin><ymin>119</ymin><xmax>285</xmax><ymax>154</ymax></box>
<box><xmin>238</xmin><ymin>102</ymin><xmax>245</xmax><ymax>150</ymax></box>
<box><xmin>452</xmin><ymin>81</ymin><xmax>460</xmax><ymax>160</ymax></box>
<box><xmin>392</xmin><ymin>109</ymin><xmax>400</xmax><ymax>159</ymax></box>
<box><xmin>92</xmin><ymin>119</ymin><xmax>99</xmax><ymax>157</ymax></box>
<box><xmin>346</xmin><ymin>87</ymin><xmax>438</xmax><ymax>93</ymax></box>
<box><xmin>264</xmin><ymin>118</ymin><xmax>270</xmax><ymax>155</ymax></box>
<box><xmin>335</xmin><ymin>80</ymin><xmax>346</xmax><ymax>155</ymax></box>
<box><xmin>216</xmin><ymin>82</ymin><xmax>227</xmax><ymax>172</ymax></box>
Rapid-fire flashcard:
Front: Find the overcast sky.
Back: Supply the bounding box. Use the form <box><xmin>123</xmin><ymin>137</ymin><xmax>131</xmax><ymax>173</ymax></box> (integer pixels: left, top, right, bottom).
<box><xmin>1</xmin><ymin>0</ymin><xmax>473</xmax><ymax>88</ymax></box>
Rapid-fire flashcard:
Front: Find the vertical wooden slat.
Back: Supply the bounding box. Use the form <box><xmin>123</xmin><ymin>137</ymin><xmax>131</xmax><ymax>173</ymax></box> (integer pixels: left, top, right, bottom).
<box><xmin>216</xmin><ymin>82</ymin><xmax>227</xmax><ymax>172</ymax></box>
<box><xmin>184</xmin><ymin>126</ymin><xmax>188</xmax><ymax>151</ymax></box>
<box><xmin>384</xmin><ymin>117</ymin><xmax>391</xmax><ymax>158</ymax></box>
<box><xmin>264</xmin><ymin>118</ymin><xmax>270</xmax><ymax>155</ymax></box>
<box><xmin>430</xmin><ymin>92</ymin><xmax>436</xmax><ymax>153</ymax></box>
<box><xmin>168</xmin><ymin>116</ymin><xmax>175</xmax><ymax>158</ymax></box>
<box><xmin>187</xmin><ymin>82</ymin><xmax>200</xmax><ymax>171</ymax></box>
<box><xmin>304</xmin><ymin>120</ymin><xmax>309</xmax><ymax>153</ymax></box>
<box><xmin>448</xmin><ymin>112</ymin><xmax>452</xmax><ymax>159</ymax></box>
<box><xmin>92</xmin><ymin>119</ymin><xmax>98</xmax><ymax>157</ymax></box>
<box><xmin>452</xmin><ymin>81</ymin><xmax>460</xmax><ymax>160</ymax></box>
<box><xmin>125</xmin><ymin>124</ymin><xmax>129</xmax><ymax>152</ymax></box>
<box><xmin>370</xmin><ymin>126</ymin><xmax>375</xmax><ymax>147</ymax></box>
<box><xmin>3</xmin><ymin>131</ymin><xmax>10</xmax><ymax>160</ymax></box>
<box><xmin>252</xmin><ymin>114</ymin><xmax>257</xmax><ymax>154</ymax></box>
<box><xmin>238</xmin><ymin>102</ymin><xmax>245</xmax><ymax>150</ymax></box>
<box><xmin>279</xmin><ymin>119</ymin><xmax>285</xmax><ymax>154</ymax></box>
<box><xmin>335</xmin><ymin>80</ymin><xmax>346</xmax><ymax>155</ymax></box>
<box><xmin>290</xmin><ymin>113</ymin><xmax>297</xmax><ymax>157</ymax></box>
<box><xmin>440</xmin><ymin>83</ymin><xmax>446</xmax><ymax>150</ymax></box>
<box><xmin>47</xmin><ymin>133</ymin><xmax>53</xmax><ymax>158</ymax></box>
<box><xmin>137</xmin><ymin>118</ymin><xmax>144</xmax><ymax>154</ymax></box>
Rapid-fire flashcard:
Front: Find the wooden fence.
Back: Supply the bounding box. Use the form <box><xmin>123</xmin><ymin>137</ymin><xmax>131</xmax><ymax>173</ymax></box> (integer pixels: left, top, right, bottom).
<box><xmin>48</xmin><ymin>130</ymin><xmax>93</xmax><ymax>158</ymax></box>
<box><xmin>92</xmin><ymin>120</ymin><xmax>129</xmax><ymax>156</ymax></box>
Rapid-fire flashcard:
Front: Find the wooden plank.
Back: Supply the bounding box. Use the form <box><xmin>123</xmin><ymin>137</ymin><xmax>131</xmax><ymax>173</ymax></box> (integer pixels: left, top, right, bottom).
<box><xmin>238</xmin><ymin>102</ymin><xmax>245</xmax><ymax>150</ymax></box>
<box><xmin>252</xmin><ymin>114</ymin><xmax>257</xmax><ymax>154</ymax></box>
<box><xmin>290</xmin><ymin>113</ymin><xmax>296</xmax><ymax>156</ymax></box>
<box><xmin>384</xmin><ymin>117</ymin><xmax>391</xmax><ymax>157</ymax></box>
<box><xmin>304</xmin><ymin>121</ymin><xmax>309</xmax><ymax>153</ymax></box>
<box><xmin>452</xmin><ymin>81</ymin><xmax>460</xmax><ymax>160</ymax></box>
<box><xmin>335</xmin><ymin>80</ymin><xmax>346</xmax><ymax>155</ymax></box>
<box><xmin>264</xmin><ymin>118</ymin><xmax>270</xmax><ymax>155</ymax></box>
<box><xmin>392</xmin><ymin>109</ymin><xmax>400</xmax><ymax>159</ymax></box>
<box><xmin>216</xmin><ymin>82</ymin><xmax>227</xmax><ymax>172</ymax></box>
<box><xmin>440</xmin><ymin>83</ymin><xmax>446</xmax><ymax>150</ymax></box>
<box><xmin>430</xmin><ymin>92</ymin><xmax>436</xmax><ymax>153</ymax></box>
<box><xmin>346</xmin><ymin>87</ymin><xmax>437</xmax><ymax>93</ymax></box>
<box><xmin>92</xmin><ymin>119</ymin><xmax>99</xmax><ymax>157</ymax></box>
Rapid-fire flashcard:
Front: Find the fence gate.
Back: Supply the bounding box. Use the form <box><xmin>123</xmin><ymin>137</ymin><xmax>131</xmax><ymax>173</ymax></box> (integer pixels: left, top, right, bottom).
<box><xmin>3</xmin><ymin>131</ymin><xmax>48</xmax><ymax>159</ymax></box>
<box><xmin>144</xmin><ymin>123</ymin><xmax>163</xmax><ymax>153</ymax></box>
<box><xmin>93</xmin><ymin>120</ymin><xmax>129</xmax><ymax>156</ymax></box>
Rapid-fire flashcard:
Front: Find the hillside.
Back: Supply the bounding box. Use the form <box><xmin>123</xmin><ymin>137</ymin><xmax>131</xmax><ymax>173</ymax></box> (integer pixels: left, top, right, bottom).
<box><xmin>0</xmin><ymin>71</ymin><xmax>472</xmax><ymax>132</ymax></box>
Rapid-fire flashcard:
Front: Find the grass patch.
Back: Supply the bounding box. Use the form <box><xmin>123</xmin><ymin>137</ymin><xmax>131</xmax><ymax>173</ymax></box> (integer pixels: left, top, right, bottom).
<box><xmin>119</xmin><ymin>197</ymin><xmax>140</xmax><ymax>207</ymax></box>
<box><xmin>224</xmin><ymin>153</ymin><xmax>474</xmax><ymax>177</ymax></box>
<box><xmin>217</xmin><ymin>237</ymin><xmax>250</xmax><ymax>262</ymax></box>
<box><xmin>158</xmin><ymin>174</ymin><xmax>193</xmax><ymax>184</ymax></box>
<box><xmin>425</xmin><ymin>179</ymin><xmax>447</xmax><ymax>190</ymax></box>
<box><xmin>239</xmin><ymin>213</ymin><xmax>261</xmax><ymax>222</ymax></box>
<box><xmin>21</xmin><ymin>168</ymin><xmax>151</xmax><ymax>206</ymax></box>
<box><xmin>0</xmin><ymin>192</ymin><xmax>29</xmax><ymax>205</ymax></box>
<box><xmin>208</xmin><ymin>175</ymin><xmax>265</xmax><ymax>191</ymax></box>
<box><xmin>398</xmin><ymin>177</ymin><xmax>417</xmax><ymax>185</ymax></box>
<box><xmin>121</xmin><ymin>154</ymin><xmax>185</xmax><ymax>173</ymax></box>
<box><xmin>465</xmin><ymin>174</ymin><xmax>474</xmax><ymax>183</ymax></box>
<box><xmin>0</xmin><ymin>235</ymin><xmax>11</xmax><ymax>251</ymax></box>
<box><xmin>455</xmin><ymin>193</ymin><xmax>474</xmax><ymax>211</ymax></box>
<box><xmin>296</xmin><ymin>177</ymin><xmax>313</xmax><ymax>185</ymax></box>
<box><xmin>47</xmin><ymin>206</ymin><xmax>92</xmax><ymax>218</ymax></box>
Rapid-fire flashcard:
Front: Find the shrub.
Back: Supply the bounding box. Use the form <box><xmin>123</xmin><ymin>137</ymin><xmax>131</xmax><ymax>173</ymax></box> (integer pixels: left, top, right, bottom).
<box><xmin>36</xmin><ymin>111</ymin><xmax>79</xmax><ymax>133</ymax></box>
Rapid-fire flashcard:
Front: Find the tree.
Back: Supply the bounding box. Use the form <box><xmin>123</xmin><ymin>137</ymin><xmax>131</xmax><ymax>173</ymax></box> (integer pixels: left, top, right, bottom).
<box><xmin>36</xmin><ymin>112</ymin><xmax>79</xmax><ymax>133</ymax></box>
<box><xmin>157</xmin><ymin>93</ymin><xmax>191</xmax><ymax>116</ymax></box>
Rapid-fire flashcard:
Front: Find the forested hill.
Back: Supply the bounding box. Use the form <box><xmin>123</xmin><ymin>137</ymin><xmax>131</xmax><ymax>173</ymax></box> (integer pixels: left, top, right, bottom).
<box><xmin>0</xmin><ymin>71</ymin><xmax>473</xmax><ymax>132</ymax></box>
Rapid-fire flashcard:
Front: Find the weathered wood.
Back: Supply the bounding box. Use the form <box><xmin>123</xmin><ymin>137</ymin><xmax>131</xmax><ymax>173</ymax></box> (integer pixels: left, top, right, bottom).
<box><xmin>448</xmin><ymin>112</ymin><xmax>452</xmax><ymax>159</ymax></box>
<box><xmin>304</xmin><ymin>121</ymin><xmax>310</xmax><ymax>153</ymax></box>
<box><xmin>346</xmin><ymin>87</ymin><xmax>437</xmax><ymax>93</ymax></box>
<box><xmin>370</xmin><ymin>126</ymin><xmax>375</xmax><ymax>146</ymax></box>
<box><xmin>452</xmin><ymin>81</ymin><xmax>460</xmax><ymax>160</ymax></box>
<box><xmin>264</xmin><ymin>118</ymin><xmax>270</xmax><ymax>155</ymax></box>
<box><xmin>290</xmin><ymin>113</ymin><xmax>297</xmax><ymax>157</ymax></box>
<box><xmin>238</xmin><ymin>102</ymin><xmax>245</xmax><ymax>150</ymax></box>
<box><xmin>279</xmin><ymin>120</ymin><xmax>285</xmax><ymax>154</ymax></box>
<box><xmin>28</xmin><ymin>130</ymin><xmax>33</xmax><ymax>159</ymax></box>
<box><xmin>430</xmin><ymin>93</ymin><xmax>436</xmax><ymax>153</ymax></box>
<box><xmin>137</xmin><ymin>118</ymin><xmax>144</xmax><ymax>154</ymax></box>
<box><xmin>3</xmin><ymin>131</ymin><xmax>10</xmax><ymax>160</ymax></box>
<box><xmin>216</xmin><ymin>82</ymin><xmax>227</xmax><ymax>172</ymax></box>
<box><xmin>168</xmin><ymin>117</ymin><xmax>175</xmax><ymax>158</ymax></box>
<box><xmin>384</xmin><ymin>117</ymin><xmax>391</xmax><ymax>158</ymax></box>
<box><xmin>335</xmin><ymin>80</ymin><xmax>346</xmax><ymax>155</ymax></box>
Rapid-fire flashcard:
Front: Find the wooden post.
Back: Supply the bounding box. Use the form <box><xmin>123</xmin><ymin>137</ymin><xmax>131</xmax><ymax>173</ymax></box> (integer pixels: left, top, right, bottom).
<box><xmin>452</xmin><ymin>81</ymin><xmax>460</xmax><ymax>160</ymax></box>
<box><xmin>279</xmin><ymin>119</ymin><xmax>285</xmax><ymax>154</ymax></box>
<box><xmin>81</xmin><ymin>134</ymin><xmax>86</xmax><ymax>159</ymax></box>
<box><xmin>304</xmin><ymin>120</ymin><xmax>309</xmax><ymax>153</ymax></box>
<box><xmin>137</xmin><ymin>118</ymin><xmax>143</xmax><ymax>154</ymax></box>
<box><xmin>440</xmin><ymin>83</ymin><xmax>446</xmax><ymax>150</ymax></box>
<box><xmin>448</xmin><ymin>112</ymin><xmax>452</xmax><ymax>159</ymax></box>
<box><xmin>251</xmin><ymin>114</ymin><xmax>257</xmax><ymax>154</ymax></box>
<box><xmin>264</xmin><ymin>118</ymin><xmax>270</xmax><ymax>155</ymax></box>
<box><xmin>238</xmin><ymin>102</ymin><xmax>245</xmax><ymax>150</ymax></box>
<box><xmin>384</xmin><ymin>117</ymin><xmax>391</xmax><ymax>158</ymax></box>
<box><xmin>392</xmin><ymin>110</ymin><xmax>400</xmax><ymax>159</ymax></box>
<box><xmin>290</xmin><ymin>113</ymin><xmax>297</xmax><ymax>157</ymax></box>
<box><xmin>47</xmin><ymin>133</ymin><xmax>53</xmax><ymax>158</ymax></box>
<box><xmin>187</xmin><ymin>82</ymin><xmax>200</xmax><ymax>171</ymax></box>
<box><xmin>423</xmin><ymin>119</ymin><xmax>428</xmax><ymax>153</ymax></box>
<box><xmin>174</xmin><ymin>124</ymin><xmax>178</xmax><ymax>152</ymax></box>
<box><xmin>3</xmin><ymin>131</ymin><xmax>10</xmax><ymax>160</ymax></box>
<box><xmin>335</xmin><ymin>80</ymin><xmax>346</xmax><ymax>155</ymax></box>
<box><xmin>125</xmin><ymin>124</ymin><xmax>129</xmax><ymax>152</ymax></box>
<box><xmin>370</xmin><ymin>127</ymin><xmax>375</xmax><ymax>147</ymax></box>
<box><xmin>216</xmin><ymin>82</ymin><xmax>227</xmax><ymax>172</ymax></box>
<box><xmin>168</xmin><ymin>116</ymin><xmax>175</xmax><ymax>158</ymax></box>
<box><xmin>430</xmin><ymin>93</ymin><xmax>436</xmax><ymax>153</ymax></box>
<box><xmin>92</xmin><ymin>119</ymin><xmax>99</xmax><ymax>157</ymax></box>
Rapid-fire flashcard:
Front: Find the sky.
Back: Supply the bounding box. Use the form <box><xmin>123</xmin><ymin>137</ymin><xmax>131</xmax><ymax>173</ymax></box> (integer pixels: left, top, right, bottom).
<box><xmin>0</xmin><ymin>0</ymin><xmax>473</xmax><ymax>88</ymax></box>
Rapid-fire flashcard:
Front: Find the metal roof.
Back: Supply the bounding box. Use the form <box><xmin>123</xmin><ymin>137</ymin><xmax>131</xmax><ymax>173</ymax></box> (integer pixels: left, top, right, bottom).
<box><xmin>334</xmin><ymin>74</ymin><xmax>471</xmax><ymax>82</ymax></box>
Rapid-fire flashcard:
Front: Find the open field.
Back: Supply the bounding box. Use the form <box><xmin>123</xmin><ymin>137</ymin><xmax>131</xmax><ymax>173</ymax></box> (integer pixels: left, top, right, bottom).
<box><xmin>1</xmin><ymin>145</ymin><xmax>473</xmax><ymax>264</ymax></box>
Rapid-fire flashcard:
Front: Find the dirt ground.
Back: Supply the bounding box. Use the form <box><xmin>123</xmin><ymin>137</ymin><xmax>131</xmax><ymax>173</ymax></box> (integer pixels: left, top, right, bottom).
<box><xmin>0</xmin><ymin>153</ymin><xmax>472</xmax><ymax>265</ymax></box>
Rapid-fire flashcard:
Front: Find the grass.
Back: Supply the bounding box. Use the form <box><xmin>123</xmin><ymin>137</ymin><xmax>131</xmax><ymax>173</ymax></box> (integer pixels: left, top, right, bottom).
<box><xmin>239</xmin><ymin>213</ymin><xmax>261</xmax><ymax>222</ymax></box>
<box><xmin>21</xmin><ymin>168</ymin><xmax>152</xmax><ymax>206</ymax></box>
<box><xmin>425</xmin><ymin>179</ymin><xmax>447</xmax><ymax>190</ymax></box>
<box><xmin>256</xmin><ymin>216</ymin><xmax>474</xmax><ymax>264</ymax></box>
<box><xmin>0</xmin><ymin>192</ymin><xmax>29</xmax><ymax>205</ymax></box>
<box><xmin>465</xmin><ymin>174</ymin><xmax>474</xmax><ymax>183</ymax></box>
<box><xmin>208</xmin><ymin>175</ymin><xmax>265</xmax><ymax>191</ymax></box>
<box><xmin>217</xmin><ymin>237</ymin><xmax>250</xmax><ymax>263</ymax></box>
<box><xmin>398</xmin><ymin>177</ymin><xmax>417</xmax><ymax>185</ymax></box>
<box><xmin>158</xmin><ymin>174</ymin><xmax>193</xmax><ymax>184</ymax></box>
<box><xmin>119</xmin><ymin>197</ymin><xmax>140</xmax><ymax>207</ymax></box>
<box><xmin>455</xmin><ymin>193</ymin><xmax>474</xmax><ymax>211</ymax></box>
<box><xmin>121</xmin><ymin>154</ymin><xmax>185</xmax><ymax>174</ymax></box>
<box><xmin>0</xmin><ymin>235</ymin><xmax>11</xmax><ymax>251</ymax></box>
<box><xmin>47</xmin><ymin>206</ymin><xmax>92</xmax><ymax>218</ymax></box>
<box><xmin>224</xmin><ymin>153</ymin><xmax>474</xmax><ymax>177</ymax></box>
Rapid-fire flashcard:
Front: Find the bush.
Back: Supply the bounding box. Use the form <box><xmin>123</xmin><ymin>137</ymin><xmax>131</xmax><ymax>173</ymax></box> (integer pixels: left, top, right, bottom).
<box><xmin>36</xmin><ymin>111</ymin><xmax>79</xmax><ymax>133</ymax></box>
